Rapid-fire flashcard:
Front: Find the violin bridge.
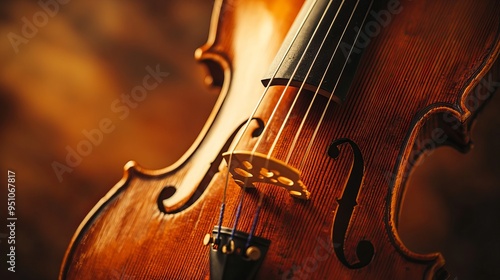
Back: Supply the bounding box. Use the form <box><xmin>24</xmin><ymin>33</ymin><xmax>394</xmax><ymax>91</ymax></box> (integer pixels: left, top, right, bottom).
<box><xmin>222</xmin><ymin>151</ymin><xmax>311</xmax><ymax>200</ymax></box>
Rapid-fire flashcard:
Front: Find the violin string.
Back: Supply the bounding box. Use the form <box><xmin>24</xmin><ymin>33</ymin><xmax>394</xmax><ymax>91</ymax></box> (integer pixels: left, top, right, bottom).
<box><xmin>268</xmin><ymin>0</ymin><xmax>348</xmax><ymax>163</ymax></box>
<box><xmin>299</xmin><ymin>0</ymin><xmax>374</xmax><ymax>170</ymax></box>
<box><xmin>215</xmin><ymin>0</ymin><xmax>321</xmax><ymax>242</ymax></box>
<box><xmin>231</xmin><ymin>0</ymin><xmax>336</xmax><ymax>243</ymax></box>
<box><xmin>232</xmin><ymin>0</ymin><xmax>358</xmax><ymax>243</ymax></box>
<box><xmin>227</xmin><ymin>0</ymin><xmax>323</xmax><ymax>242</ymax></box>
<box><xmin>229</xmin><ymin>189</ymin><xmax>246</xmax><ymax>240</ymax></box>
<box><xmin>285</xmin><ymin>0</ymin><xmax>361</xmax><ymax>164</ymax></box>
<box><xmin>251</xmin><ymin>0</ymin><xmax>336</xmax><ymax>159</ymax></box>
<box><xmin>227</xmin><ymin>0</ymin><xmax>371</xmax><ymax>243</ymax></box>
<box><xmin>245</xmin><ymin>192</ymin><xmax>265</xmax><ymax>248</ymax></box>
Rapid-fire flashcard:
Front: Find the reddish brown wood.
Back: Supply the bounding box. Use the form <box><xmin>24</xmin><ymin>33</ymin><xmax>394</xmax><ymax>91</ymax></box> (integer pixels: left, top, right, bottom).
<box><xmin>60</xmin><ymin>0</ymin><xmax>500</xmax><ymax>279</ymax></box>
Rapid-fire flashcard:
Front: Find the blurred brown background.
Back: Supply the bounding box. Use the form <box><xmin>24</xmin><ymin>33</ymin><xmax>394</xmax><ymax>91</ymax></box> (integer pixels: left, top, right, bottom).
<box><xmin>0</xmin><ymin>0</ymin><xmax>498</xmax><ymax>279</ymax></box>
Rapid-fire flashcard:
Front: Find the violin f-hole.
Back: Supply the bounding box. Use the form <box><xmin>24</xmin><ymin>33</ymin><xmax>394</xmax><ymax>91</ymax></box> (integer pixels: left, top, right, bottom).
<box><xmin>328</xmin><ymin>138</ymin><xmax>374</xmax><ymax>269</ymax></box>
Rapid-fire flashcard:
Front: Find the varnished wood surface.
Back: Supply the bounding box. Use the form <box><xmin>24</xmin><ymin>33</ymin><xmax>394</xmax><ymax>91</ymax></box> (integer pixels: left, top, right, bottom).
<box><xmin>1</xmin><ymin>0</ymin><xmax>499</xmax><ymax>279</ymax></box>
<box><xmin>60</xmin><ymin>0</ymin><xmax>500</xmax><ymax>279</ymax></box>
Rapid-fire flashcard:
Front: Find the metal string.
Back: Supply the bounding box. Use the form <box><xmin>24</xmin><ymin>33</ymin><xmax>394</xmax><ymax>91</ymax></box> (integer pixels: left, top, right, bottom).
<box><xmin>235</xmin><ymin>0</ymin><xmax>340</xmax><ymax>244</ymax></box>
<box><xmin>269</xmin><ymin>0</ymin><xmax>349</xmax><ymax>163</ymax></box>
<box><xmin>251</xmin><ymin>0</ymin><xmax>337</xmax><ymax>158</ymax></box>
<box><xmin>246</xmin><ymin>192</ymin><xmax>264</xmax><ymax>248</ymax></box>
<box><xmin>228</xmin><ymin>0</ymin><xmax>369</xmax><ymax>243</ymax></box>
<box><xmin>298</xmin><ymin>0</ymin><xmax>374</xmax><ymax>170</ymax></box>
<box><xmin>216</xmin><ymin>0</ymin><xmax>321</xmax><ymax>242</ymax></box>
<box><xmin>285</xmin><ymin>0</ymin><xmax>362</xmax><ymax>164</ymax></box>
<box><xmin>219</xmin><ymin>0</ymin><xmax>374</xmax><ymax>246</ymax></box>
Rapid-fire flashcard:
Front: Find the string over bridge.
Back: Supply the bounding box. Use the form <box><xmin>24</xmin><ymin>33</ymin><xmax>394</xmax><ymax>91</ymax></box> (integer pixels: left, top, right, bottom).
<box><xmin>222</xmin><ymin>151</ymin><xmax>311</xmax><ymax>200</ymax></box>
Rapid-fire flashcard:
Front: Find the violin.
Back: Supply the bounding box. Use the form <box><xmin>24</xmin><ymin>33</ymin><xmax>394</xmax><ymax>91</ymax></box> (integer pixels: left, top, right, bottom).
<box><xmin>60</xmin><ymin>0</ymin><xmax>500</xmax><ymax>279</ymax></box>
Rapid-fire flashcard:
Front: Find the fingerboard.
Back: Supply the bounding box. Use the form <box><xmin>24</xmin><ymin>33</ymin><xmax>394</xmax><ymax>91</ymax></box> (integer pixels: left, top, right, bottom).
<box><xmin>262</xmin><ymin>0</ymin><xmax>374</xmax><ymax>103</ymax></box>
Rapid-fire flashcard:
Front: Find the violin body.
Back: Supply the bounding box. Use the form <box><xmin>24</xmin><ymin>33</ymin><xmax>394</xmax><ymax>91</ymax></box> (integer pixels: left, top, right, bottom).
<box><xmin>60</xmin><ymin>0</ymin><xmax>500</xmax><ymax>279</ymax></box>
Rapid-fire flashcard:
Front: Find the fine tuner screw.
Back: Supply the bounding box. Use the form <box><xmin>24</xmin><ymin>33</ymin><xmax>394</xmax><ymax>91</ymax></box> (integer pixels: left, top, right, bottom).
<box><xmin>221</xmin><ymin>240</ymin><xmax>235</xmax><ymax>254</ymax></box>
<box><xmin>245</xmin><ymin>246</ymin><xmax>261</xmax><ymax>261</ymax></box>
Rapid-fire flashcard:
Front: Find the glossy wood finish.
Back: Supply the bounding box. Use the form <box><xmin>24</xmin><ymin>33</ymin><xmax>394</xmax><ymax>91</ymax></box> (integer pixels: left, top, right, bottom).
<box><xmin>60</xmin><ymin>0</ymin><xmax>500</xmax><ymax>279</ymax></box>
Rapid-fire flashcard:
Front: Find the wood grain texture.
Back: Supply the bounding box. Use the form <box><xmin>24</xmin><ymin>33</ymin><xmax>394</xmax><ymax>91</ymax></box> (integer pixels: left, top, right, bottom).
<box><xmin>60</xmin><ymin>0</ymin><xmax>500</xmax><ymax>279</ymax></box>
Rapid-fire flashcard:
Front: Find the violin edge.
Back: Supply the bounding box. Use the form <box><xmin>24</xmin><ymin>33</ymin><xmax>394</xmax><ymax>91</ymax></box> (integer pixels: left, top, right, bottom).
<box><xmin>387</xmin><ymin>29</ymin><xmax>500</xmax><ymax>280</ymax></box>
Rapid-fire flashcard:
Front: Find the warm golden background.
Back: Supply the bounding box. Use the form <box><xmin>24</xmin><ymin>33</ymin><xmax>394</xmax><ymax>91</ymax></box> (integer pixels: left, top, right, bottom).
<box><xmin>0</xmin><ymin>0</ymin><xmax>499</xmax><ymax>279</ymax></box>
